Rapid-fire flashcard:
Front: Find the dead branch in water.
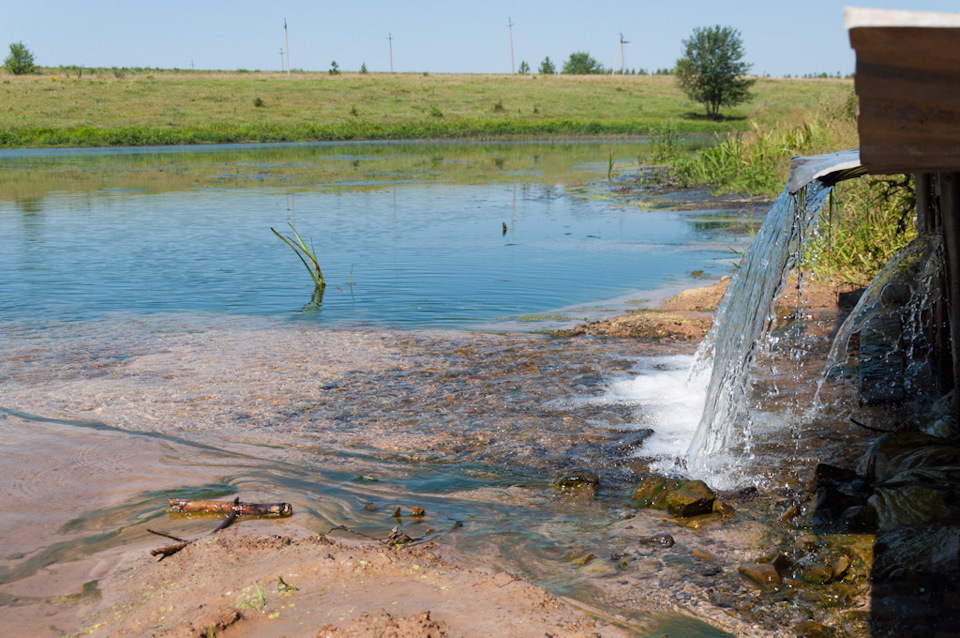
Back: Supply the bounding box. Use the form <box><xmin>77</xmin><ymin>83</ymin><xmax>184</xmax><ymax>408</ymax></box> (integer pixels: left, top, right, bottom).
<box><xmin>167</xmin><ymin>498</ymin><xmax>292</xmax><ymax>517</ymax></box>
<box><xmin>149</xmin><ymin>497</ymin><xmax>292</xmax><ymax>560</ymax></box>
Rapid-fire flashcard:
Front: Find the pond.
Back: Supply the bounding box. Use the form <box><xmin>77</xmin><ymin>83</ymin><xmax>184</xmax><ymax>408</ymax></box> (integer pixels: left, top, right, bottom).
<box><xmin>0</xmin><ymin>141</ymin><xmax>771</xmax><ymax>636</ymax></box>
<box><xmin>0</xmin><ymin>141</ymin><xmax>749</xmax><ymax>326</ymax></box>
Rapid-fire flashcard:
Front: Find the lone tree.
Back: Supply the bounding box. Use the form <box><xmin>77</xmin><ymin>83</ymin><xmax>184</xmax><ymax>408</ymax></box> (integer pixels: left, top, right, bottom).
<box><xmin>4</xmin><ymin>41</ymin><xmax>36</xmax><ymax>75</ymax></box>
<box><xmin>538</xmin><ymin>56</ymin><xmax>556</xmax><ymax>75</ymax></box>
<box><xmin>675</xmin><ymin>26</ymin><xmax>754</xmax><ymax>120</ymax></box>
<box><xmin>562</xmin><ymin>51</ymin><xmax>604</xmax><ymax>75</ymax></box>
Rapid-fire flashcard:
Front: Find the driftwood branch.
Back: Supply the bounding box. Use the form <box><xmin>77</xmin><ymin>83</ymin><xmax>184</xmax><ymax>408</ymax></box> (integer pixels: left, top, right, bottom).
<box><xmin>150</xmin><ymin>496</ymin><xmax>293</xmax><ymax>561</ymax></box>
<box><xmin>167</xmin><ymin>497</ymin><xmax>292</xmax><ymax>517</ymax></box>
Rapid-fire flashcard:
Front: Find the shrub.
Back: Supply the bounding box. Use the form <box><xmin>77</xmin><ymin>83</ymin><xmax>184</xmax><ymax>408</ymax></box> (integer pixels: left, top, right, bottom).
<box><xmin>562</xmin><ymin>51</ymin><xmax>604</xmax><ymax>75</ymax></box>
<box><xmin>4</xmin><ymin>42</ymin><xmax>36</xmax><ymax>75</ymax></box>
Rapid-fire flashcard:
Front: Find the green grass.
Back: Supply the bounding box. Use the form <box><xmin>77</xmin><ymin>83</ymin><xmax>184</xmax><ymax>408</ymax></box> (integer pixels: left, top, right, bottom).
<box><xmin>0</xmin><ymin>68</ymin><xmax>852</xmax><ymax>148</ymax></box>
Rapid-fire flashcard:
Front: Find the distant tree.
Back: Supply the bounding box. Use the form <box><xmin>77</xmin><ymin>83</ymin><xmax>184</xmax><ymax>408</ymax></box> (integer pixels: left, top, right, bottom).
<box><xmin>328</xmin><ymin>61</ymin><xmax>340</xmax><ymax>75</ymax></box>
<box><xmin>4</xmin><ymin>41</ymin><xmax>36</xmax><ymax>75</ymax></box>
<box><xmin>562</xmin><ymin>51</ymin><xmax>604</xmax><ymax>75</ymax></box>
<box><xmin>675</xmin><ymin>25</ymin><xmax>755</xmax><ymax>120</ymax></box>
<box><xmin>360</xmin><ymin>62</ymin><xmax>368</xmax><ymax>74</ymax></box>
<box><xmin>517</xmin><ymin>61</ymin><xmax>530</xmax><ymax>75</ymax></box>
<box><xmin>538</xmin><ymin>56</ymin><xmax>556</xmax><ymax>75</ymax></box>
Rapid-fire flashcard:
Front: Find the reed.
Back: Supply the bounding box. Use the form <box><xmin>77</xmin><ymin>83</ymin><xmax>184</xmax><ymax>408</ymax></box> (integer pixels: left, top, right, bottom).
<box><xmin>271</xmin><ymin>224</ymin><xmax>325</xmax><ymax>290</ymax></box>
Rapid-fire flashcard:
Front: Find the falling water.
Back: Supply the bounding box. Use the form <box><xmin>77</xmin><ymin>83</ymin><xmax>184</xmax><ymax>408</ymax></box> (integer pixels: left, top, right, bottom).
<box><xmin>814</xmin><ymin>232</ymin><xmax>944</xmax><ymax>407</ymax></box>
<box><xmin>686</xmin><ymin>182</ymin><xmax>833</xmax><ymax>475</ymax></box>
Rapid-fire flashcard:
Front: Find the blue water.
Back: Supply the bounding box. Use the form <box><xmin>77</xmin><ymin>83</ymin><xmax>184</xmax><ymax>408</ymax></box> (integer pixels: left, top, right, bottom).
<box><xmin>0</xmin><ymin>142</ymin><xmax>748</xmax><ymax>327</ymax></box>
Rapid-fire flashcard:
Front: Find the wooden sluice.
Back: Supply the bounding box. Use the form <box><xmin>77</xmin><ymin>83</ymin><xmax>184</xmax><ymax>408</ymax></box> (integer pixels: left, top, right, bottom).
<box><xmin>789</xmin><ymin>8</ymin><xmax>960</xmax><ymax>412</ymax></box>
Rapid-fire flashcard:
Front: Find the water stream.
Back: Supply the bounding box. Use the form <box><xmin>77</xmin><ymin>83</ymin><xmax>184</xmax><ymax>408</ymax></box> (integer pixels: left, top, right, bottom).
<box><xmin>684</xmin><ymin>182</ymin><xmax>833</xmax><ymax>484</ymax></box>
<box><xmin>1</xmin><ymin>141</ymin><xmax>779</xmax><ymax>636</ymax></box>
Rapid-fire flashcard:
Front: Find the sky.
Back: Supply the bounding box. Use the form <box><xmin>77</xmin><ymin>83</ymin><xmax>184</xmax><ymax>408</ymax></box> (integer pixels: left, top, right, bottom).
<box><xmin>3</xmin><ymin>1</ymin><xmax>960</xmax><ymax>77</ymax></box>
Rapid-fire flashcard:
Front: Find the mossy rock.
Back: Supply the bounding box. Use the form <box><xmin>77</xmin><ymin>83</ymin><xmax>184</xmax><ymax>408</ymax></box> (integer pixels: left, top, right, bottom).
<box><xmin>552</xmin><ymin>467</ymin><xmax>600</xmax><ymax>493</ymax></box>
<box><xmin>664</xmin><ymin>479</ymin><xmax>716</xmax><ymax>517</ymax></box>
<box><xmin>630</xmin><ymin>475</ymin><xmax>678</xmax><ymax>508</ymax></box>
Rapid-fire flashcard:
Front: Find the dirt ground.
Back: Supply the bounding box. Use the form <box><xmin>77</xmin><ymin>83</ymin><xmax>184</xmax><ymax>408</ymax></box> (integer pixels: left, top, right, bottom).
<box><xmin>80</xmin><ymin>528</ymin><xmax>619</xmax><ymax>638</ymax></box>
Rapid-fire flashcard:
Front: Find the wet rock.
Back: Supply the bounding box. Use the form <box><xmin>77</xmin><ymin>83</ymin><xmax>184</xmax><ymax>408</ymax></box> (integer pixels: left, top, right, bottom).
<box><xmin>813</xmin><ymin>463</ymin><xmax>859</xmax><ymax>487</ymax></box>
<box><xmin>664</xmin><ymin>479</ymin><xmax>716</xmax><ymax>517</ymax></box>
<box><xmin>738</xmin><ymin>562</ymin><xmax>781</xmax><ymax>593</ymax></box>
<box><xmin>630</xmin><ymin>475</ymin><xmax>678</xmax><ymax>508</ymax></box>
<box><xmin>610</xmin><ymin>428</ymin><xmax>654</xmax><ymax>454</ymax></box>
<box><xmin>637</xmin><ymin>534</ymin><xmax>675</xmax><ymax>548</ymax></box>
<box><xmin>552</xmin><ymin>467</ymin><xmax>599</xmax><ymax>494</ymax></box>
<box><xmin>812</xmin><ymin>484</ymin><xmax>864</xmax><ymax>523</ymax></box>
<box><xmin>831</xmin><ymin>555</ymin><xmax>851</xmax><ymax>580</ymax></box>
<box><xmin>858</xmin><ymin>432</ymin><xmax>960</xmax><ymax>483</ymax></box>
<box><xmin>840</xmin><ymin>504</ymin><xmax>878</xmax><ymax>532</ymax></box>
<box><xmin>712</xmin><ymin>498</ymin><xmax>736</xmax><ymax>518</ymax></box>
<box><xmin>869</xmin><ymin>484</ymin><xmax>949</xmax><ymax>530</ymax></box>
<box><xmin>799</xmin><ymin>562</ymin><xmax>833</xmax><ymax>584</ymax></box>
<box><xmin>874</xmin><ymin>525</ymin><xmax>960</xmax><ymax>577</ymax></box>
<box><xmin>794</xmin><ymin>619</ymin><xmax>833</xmax><ymax>637</ymax></box>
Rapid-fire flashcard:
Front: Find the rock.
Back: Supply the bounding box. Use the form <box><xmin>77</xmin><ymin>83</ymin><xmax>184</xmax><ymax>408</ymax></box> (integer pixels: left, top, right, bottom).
<box><xmin>874</xmin><ymin>525</ymin><xmax>960</xmax><ymax>578</ymax></box>
<box><xmin>637</xmin><ymin>534</ymin><xmax>675</xmax><ymax>548</ymax></box>
<box><xmin>552</xmin><ymin>467</ymin><xmax>600</xmax><ymax>494</ymax></box>
<box><xmin>814</xmin><ymin>463</ymin><xmax>859</xmax><ymax>487</ymax></box>
<box><xmin>799</xmin><ymin>562</ymin><xmax>834</xmax><ymax>584</ymax></box>
<box><xmin>738</xmin><ymin>562</ymin><xmax>781</xmax><ymax>593</ymax></box>
<box><xmin>712</xmin><ymin>499</ymin><xmax>736</xmax><ymax>518</ymax></box>
<box><xmin>831</xmin><ymin>555</ymin><xmax>851</xmax><ymax>580</ymax></box>
<box><xmin>664</xmin><ymin>479</ymin><xmax>716</xmax><ymax>517</ymax></box>
<box><xmin>611</xmin><ymin>428</ymin><xmax>654</xmax><ymax>454</ymax></box>
<box><xmin>859</xmin><ymin>312</ymin><xmax>905</xmax><ymax>405</ymax></box>
<box><xmin>794</xmin><ymin>619</ymin><xmax>833</xmax><ymax>637</ymax></box>
<box><xmin>869</xmin><ymin>484</ymin><xmax>949</xmax><ymax>530</ymax></box>
<box><xmin>840</xmin><ymin>504</ymin><xmax>878</xmax><ymax>532</ymax></box>
<box><xmin>812</xmin><ymin>484</ymin><xmax>864</xmax><ymax>523</ymax></box>
<box><xmin>630</xmin><ymin>475</ymin><xmax>678</xmax><ymax>508</ymax></box>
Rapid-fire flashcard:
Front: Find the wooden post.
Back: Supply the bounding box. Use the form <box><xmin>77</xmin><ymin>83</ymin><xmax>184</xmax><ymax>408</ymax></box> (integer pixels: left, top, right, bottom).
<box><xmin>939</xmin><ymin>172</ymin><xmax>960</xmax><ymax>412</ymax></box>
<box><xmin>388</xmin><ymin>33</ymin><xmax>394</xmax><ymax>73</ymax></box>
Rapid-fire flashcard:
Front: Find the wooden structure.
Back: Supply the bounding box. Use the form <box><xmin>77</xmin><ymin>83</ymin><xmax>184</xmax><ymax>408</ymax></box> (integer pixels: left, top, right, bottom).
<box><xmin>846</xmin><ymin>7</ymin><xmax>960</xmax><ymax>410</ymax></box>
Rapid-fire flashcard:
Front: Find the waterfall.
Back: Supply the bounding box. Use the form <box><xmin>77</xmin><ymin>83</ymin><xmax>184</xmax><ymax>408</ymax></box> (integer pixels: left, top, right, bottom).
<box><xmin>686</xmin><ymin>182</ymin><xmax>833</xmax><ymax>473</ymax></box>
<box><xmin>814</xmin><ymin>233</ymin><xmax>944</xmax><ymax>407</ymax></box>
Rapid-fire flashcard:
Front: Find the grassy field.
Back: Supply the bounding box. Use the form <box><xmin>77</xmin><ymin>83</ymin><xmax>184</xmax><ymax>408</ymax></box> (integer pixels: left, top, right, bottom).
<box><xmin>0</xmin><ymin>68</ymin><xmax>852</xmax><ymax>148</ymax></box>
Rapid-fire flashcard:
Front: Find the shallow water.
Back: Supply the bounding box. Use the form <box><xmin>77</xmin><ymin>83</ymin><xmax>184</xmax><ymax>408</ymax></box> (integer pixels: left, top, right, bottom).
<box><xmin>0</xmin><ymin>141</ymin><xmax>784</xmax><ymax>636</ymax></box>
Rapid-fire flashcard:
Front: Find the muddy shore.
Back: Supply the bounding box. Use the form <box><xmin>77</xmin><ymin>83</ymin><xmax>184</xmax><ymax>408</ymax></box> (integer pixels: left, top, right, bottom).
<box><xmin>55</xmin><ymin>274</ymin><xmax>918</xmax><ymax>638</ymax></box>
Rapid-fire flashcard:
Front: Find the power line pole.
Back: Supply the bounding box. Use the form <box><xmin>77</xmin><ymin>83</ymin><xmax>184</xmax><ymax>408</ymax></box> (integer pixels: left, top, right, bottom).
<box><xmin>507</xmin><ymin>18</ymin><xmax>515</xmax><ymax>74</ymax></box>
<box><xmin>284</xmin><ymin>19</ymin><xmax>290</xmax><ymax>74</ymax></box>
<box><xmin>388</xmin><ymin>33</ymin><xmax>394</xmax><ymax>73</ymax></box>
<box><xmin>280</xmin><ymin>48</ymin><xmax>284</xmax><ymax>72</ymax></box>
<box><xmin>618</xmin><ymin>33</ymin><xmax>629</xmax><ymax>74</ymax></box>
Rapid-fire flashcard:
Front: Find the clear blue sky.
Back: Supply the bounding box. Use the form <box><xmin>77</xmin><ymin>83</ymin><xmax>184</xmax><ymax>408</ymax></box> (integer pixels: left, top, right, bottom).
<box><xmin>4</xmin><ymin>2</ymin><xmax>960</xmax><ymax>76</ymax></box>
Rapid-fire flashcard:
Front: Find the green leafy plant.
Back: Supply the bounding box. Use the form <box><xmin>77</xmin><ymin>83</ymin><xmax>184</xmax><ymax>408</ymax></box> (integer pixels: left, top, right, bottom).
<box><xmin>562</xmin><ymin>51</ymin><xmax>604</xmax><ymax>75</ymax></box>
<box><xmin>329</xmin><ymin>61</ymin><xmax>340</xmax><ymax>75</ymax></box>
<box><xmin>675</xmin><ymin>25</ymin><xmax>755</xmax><ymax>120</ymax></box>
<box><xmin>517</xmin><ymin>61</ymin><xmax>530</xmax><ymax>75</ymax></box>
<box><xmin>359</xmin><ymin>62</ymin><xmax>368</xmax><ymax>74</ymax></box>
<box><xmin>4</xmin><ymin>41</ymin><xmax>36</xmax><ymax>75</ymax></box>
<box><xmin>650</xmin><ymin>122</ymin><xmax>681</xmax><ymax>162</ymax></box>
<box><xmin>253</xmin><ymin>96</ymin><xmax>264</xmax><ymax>108</ymax></box>
<box><xmin>429</xmin><ymin>104</ymin><xmax>443</xmax><ymax>118</ymax></box>
<box><xmin>538</xmin><ymin>56</ymin><xmax>556</xmax><ymax>75</ymax></box>
<box><xmin>272</xmin><ymin>223</ymin><xmax>325</xmax><ymax>290</ymax></box>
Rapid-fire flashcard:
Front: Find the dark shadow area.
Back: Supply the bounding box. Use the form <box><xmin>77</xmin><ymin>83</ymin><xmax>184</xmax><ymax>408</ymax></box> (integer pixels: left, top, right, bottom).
<box><xmin>680</xmin><ymin>111</ymin><xmax>748</xmax><ymax>123</ymax></box>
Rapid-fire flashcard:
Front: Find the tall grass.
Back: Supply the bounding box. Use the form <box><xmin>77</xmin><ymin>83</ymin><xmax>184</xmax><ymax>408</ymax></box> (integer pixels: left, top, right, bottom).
<box><xmin>668</xmin><ymin>91</ymin><xmax>917</xmax><ymax>282</ymax></box>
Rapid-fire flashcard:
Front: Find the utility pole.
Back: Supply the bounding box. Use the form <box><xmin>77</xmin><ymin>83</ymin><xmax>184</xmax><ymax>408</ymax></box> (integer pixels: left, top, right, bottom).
<box><xmin>284</xmin><ymin>19</ymin><xmax>290</xmax><ymax>74</ymax></box>
<box><xmin>388</xmin><ymin>33</ymin><xmax>394</xmax><ymax>73</ymax></box>
<box><xmin>507</xmin><ymin>18</ymin><xmax>515</xmax><ymax>74</ymax></box>
<box><xmin>618</xmin><ymin>33</ymin><xmax>629</xmax><ymax>74</ymax></box>
<box><xmin>280</xmin><ymin>48</ymin><xmax>284</xmax><ymax>72</ymax></box>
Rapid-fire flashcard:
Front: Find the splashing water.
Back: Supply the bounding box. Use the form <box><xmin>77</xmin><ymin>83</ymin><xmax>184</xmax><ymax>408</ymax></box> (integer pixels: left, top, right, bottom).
<box><xmin>685</xmin><ymin>183</ymin><xmax>833</xmax><ymax>479</ymax></box>
<box><xmin>814</xmin><ymin>232</ymin><xmax>944</xmax><ymax>409</ymax></box>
